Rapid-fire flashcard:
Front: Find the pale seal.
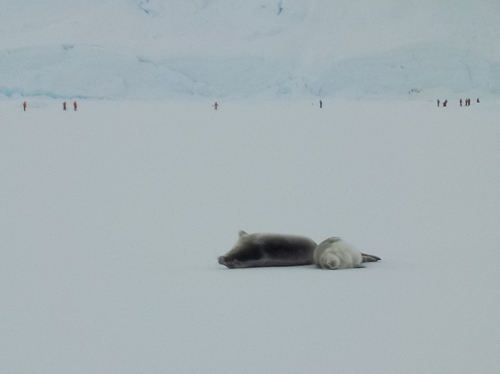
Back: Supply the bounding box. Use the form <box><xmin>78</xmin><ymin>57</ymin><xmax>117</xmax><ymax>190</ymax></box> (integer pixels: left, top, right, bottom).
<box><xmin>218</xmin><ymin>231</ymin><xmax>317</xmax><ymax>269</ymax></box>
<box><xmin>314</xmin><ymin>237</ymin><xmax>381</xmax><ymax>269</ymax></box>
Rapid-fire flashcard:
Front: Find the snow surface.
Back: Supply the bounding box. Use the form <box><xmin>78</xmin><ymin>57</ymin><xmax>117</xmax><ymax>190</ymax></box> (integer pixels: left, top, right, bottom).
<box><xmin>2</xmin><ymin>98</ymin><xmax>500</xmax><ymax>373</ymax></box>
<box><xmin>2</xmin><ymin>0</ymin><xmax>500</xmax><ymax>99</ymax></box>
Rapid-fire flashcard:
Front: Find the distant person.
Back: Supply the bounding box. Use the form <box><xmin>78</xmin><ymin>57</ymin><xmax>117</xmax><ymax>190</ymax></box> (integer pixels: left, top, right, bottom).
<box><xmin>460</xmin><ymin>99</ymin><xmax>462</xmax><ymax>107</ymax></box>
<box><xmin>443</xmin><ymin>100</ymin><xmax>448</xmax><ymax>107</ymax></box>
<box><xmin>73</xmin><ymin>101</ymin><xmax>77</xmax><ymax>111</ymax></box>
<box><xmin>213</xmin><ymin>101</ymin><xmax>219</xmax><ymax>110</ymax></box>
<box><xmin>477</xmin><ymin>98</ymin><xmax>480</xmax><ymax>103</ymax></box>
<box><xmin>63</xmin><ymin>102</ymin><xmax>67</xmax><ymax>111</ymax></box>
<box><xmin>437</xmin><ymin>99</ymin><xmax>440</xmax><ymax>107</ymax></box>
<box><xmin>23</xmin><ymin>101</ymin><xmax>26</xmax><ymax>111</ymax></box>
<box><xmin>319</xmin><ymin>100</ymin><xmax>322</xmax><ymax>108</ymax></box>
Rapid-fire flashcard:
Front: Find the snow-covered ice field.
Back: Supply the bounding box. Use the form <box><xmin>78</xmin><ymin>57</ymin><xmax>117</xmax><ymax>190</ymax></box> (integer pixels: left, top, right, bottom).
<box><xmin>1</xmin><ymin>98</ymin><xmax>500</xmax><ymax>373</ymax></box>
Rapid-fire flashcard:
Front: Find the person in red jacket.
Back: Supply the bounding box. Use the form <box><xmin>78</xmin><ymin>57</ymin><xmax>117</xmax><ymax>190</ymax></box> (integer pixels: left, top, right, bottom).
<box><xmin>23</xmin><ymin>101</ymin><xmax>26</xmax><ymax>111</ymax></box>
<box><xmin>73</xmin><ymin>101</ymin><xmax>77</xmax><ymax>111</ymax></box>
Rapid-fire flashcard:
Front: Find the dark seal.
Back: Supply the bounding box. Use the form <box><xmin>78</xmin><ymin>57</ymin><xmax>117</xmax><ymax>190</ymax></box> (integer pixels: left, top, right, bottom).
<box><xmin>218</xmin><ymin>231</ymin><xmax>317</xmax><ymax>269</ymax></box>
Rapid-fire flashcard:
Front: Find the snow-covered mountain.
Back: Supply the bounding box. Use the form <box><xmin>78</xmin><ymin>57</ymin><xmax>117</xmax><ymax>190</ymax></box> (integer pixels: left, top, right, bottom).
<box><xmin>2</xmin><ymin>0</ymin><xmax>500</xmax><ymax>99</ymax></box>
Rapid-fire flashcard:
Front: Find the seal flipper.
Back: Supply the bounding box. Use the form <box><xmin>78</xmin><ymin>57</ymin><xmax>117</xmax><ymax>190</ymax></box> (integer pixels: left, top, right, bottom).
<box><xmin>361</xmin><ymin>253</ymin><xmax>381</xmax><ymax>262</ymax></box>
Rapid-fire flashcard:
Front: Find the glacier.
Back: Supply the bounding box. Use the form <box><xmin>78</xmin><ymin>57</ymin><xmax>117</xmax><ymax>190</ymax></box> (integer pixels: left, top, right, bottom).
<box><xmin>1</xmin><ymin>0</ymin><xmax>500</xmax><ymax>99</ymax></box>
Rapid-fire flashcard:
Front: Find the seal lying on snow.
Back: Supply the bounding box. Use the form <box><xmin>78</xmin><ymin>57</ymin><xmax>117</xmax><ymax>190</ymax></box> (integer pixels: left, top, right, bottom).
<box><xmin>218</xmin><ymin>231</ymin><xmax>381</xmax><ymax>269</ymax></box>
<box><xmin>218</xmin><ymin>231</ymin><xmax>317</xmax><ymax>268</ymax></box>
<box><xmin>314</xmin><ymin>237</ymin><xmax>380</xmax><ymax>269</ymax></box>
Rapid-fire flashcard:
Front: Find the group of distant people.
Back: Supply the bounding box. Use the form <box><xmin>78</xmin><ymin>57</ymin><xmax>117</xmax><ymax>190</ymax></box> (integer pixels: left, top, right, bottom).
<box><xmin>63</xmin><ymin>101</ymin><xmax>78</xmax><ymax>111</ymax></box>
<box><xmin>437</xmin><ymin>98</ymin><xmax>479</xmax><ymax>107</ymax></box>
<box><xmin>21</xmin><ymin>98</ymin><xmax>482</xmax><ymax>112</ymax></box>
<box><xmin>460</xmin><ymin>98</ymin><xmax>476</xmax><ymax>106</ymax></box>
<box><xmin>23</xmin><ymin>101</ymin><xmax>78</xmax><ymax>111</ymax></box>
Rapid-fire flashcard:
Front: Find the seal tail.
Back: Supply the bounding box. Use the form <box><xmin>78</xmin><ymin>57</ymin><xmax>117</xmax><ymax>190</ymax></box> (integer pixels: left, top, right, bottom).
<box><xmin>361</xmin><ymin>253</ymin><xmax>381</xmax><ymax>263</ymax></box>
